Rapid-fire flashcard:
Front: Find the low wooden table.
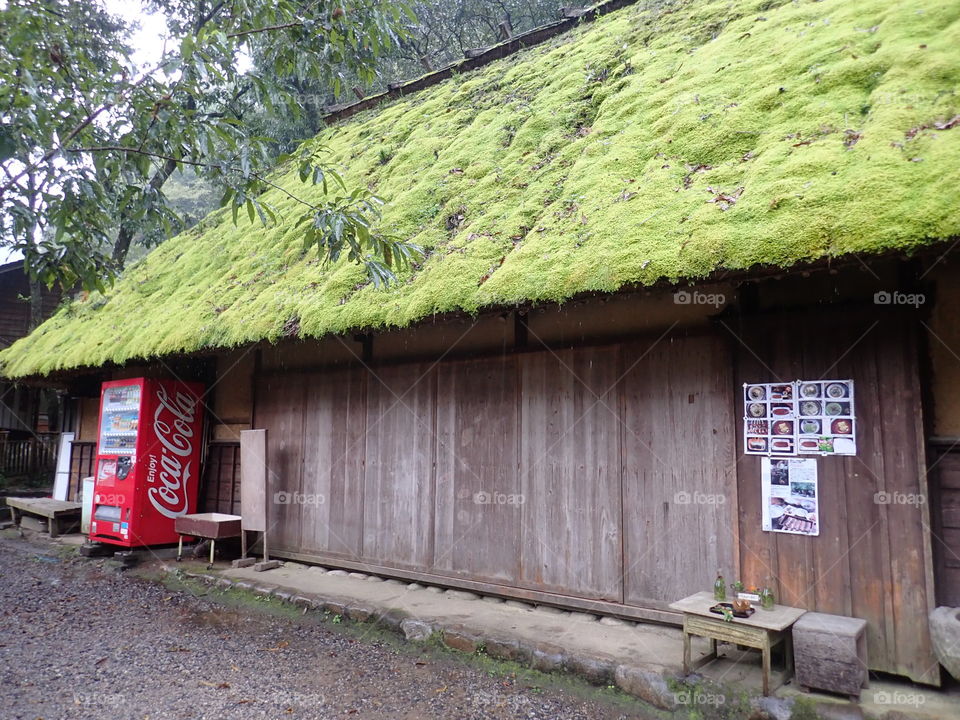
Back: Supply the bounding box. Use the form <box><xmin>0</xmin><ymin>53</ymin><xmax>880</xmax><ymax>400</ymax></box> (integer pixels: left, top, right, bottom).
<box><xmin>6</xmin><ymin>497</ymin><xmax>82</xmax><ymax>538</ymax></box>
<box><xmin>669</xmin><ymin>591</ymin><xmax>806</xmax><ymax>695</ymax></box>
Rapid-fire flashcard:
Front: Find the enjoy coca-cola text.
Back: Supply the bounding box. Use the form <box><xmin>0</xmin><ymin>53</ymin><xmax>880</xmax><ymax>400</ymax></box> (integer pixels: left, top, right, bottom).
<box><xmin>147</xmin><ymin>387</ymin><xmax>198</xmax><ymax>519</ymax></box>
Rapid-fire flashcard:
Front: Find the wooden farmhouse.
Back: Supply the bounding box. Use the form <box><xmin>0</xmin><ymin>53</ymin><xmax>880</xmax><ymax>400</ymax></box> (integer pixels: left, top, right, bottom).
<box><xmin>3</xmin><ymin>0</ymin><xmax>960</xmax><ymax>686</ymax></box>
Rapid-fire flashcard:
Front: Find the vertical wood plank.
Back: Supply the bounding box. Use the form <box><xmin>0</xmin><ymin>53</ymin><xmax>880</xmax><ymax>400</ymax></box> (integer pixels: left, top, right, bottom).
<box><xmin>875</xmin><ymin>317</ymin><xmax>938</xmax><ymax>683</ymax></box>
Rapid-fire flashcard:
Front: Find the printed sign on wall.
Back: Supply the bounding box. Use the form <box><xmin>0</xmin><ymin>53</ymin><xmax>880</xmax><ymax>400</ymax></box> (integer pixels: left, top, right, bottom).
<box><xmin>761</xmin><ymin>457</ymin><xmax>819</xmax><ymax>536</ymax></box>
<box><xmin>744</xmin><ymin>379</ymin><xmax>855</xmax><ymax>457</ymax></box>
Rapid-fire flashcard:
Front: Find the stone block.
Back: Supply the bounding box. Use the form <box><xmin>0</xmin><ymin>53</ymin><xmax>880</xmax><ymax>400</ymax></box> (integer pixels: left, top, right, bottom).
<box><xmin>613</xmin><ymin>665</ymin><xmax>678</xmax><ymax>710</ymax></box>
<box><xmin>929</xmin><ymin>606</ymin><xmax>960</xmax><ymax>681</ymax></box>
<box><xmin>442</xmin><ymin>629</ymin><xmax>479</xmax><ymax>654</ymax></box>
<box><xmin>793</xmin><ymin>612</ymin><xmax>868</xmax><ymax>698</ymax></box>
<box><xmin>401</xmin><ymin>619</ymin><xmax>433</xmax><ymax>641</ymax></box>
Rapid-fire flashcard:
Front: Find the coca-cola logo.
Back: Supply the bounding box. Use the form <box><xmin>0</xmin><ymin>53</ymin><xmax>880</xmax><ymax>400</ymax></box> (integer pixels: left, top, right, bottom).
<box><xmin>147</xmin><ymin>386</ymin><xmax>198</xmax><ymax>519</ymax></box>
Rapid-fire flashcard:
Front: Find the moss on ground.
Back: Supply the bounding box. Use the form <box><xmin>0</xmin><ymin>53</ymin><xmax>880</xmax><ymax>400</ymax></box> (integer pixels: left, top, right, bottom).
<box><xmin>3</xmin><ymin>0</ymin><xmax>960</xmax><ymax>376</ymax></box>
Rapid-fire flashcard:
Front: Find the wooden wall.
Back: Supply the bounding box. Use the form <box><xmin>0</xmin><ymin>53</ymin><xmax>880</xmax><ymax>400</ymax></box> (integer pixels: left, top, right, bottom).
<box><xmin>242</xmin><ymin>299</ymin><xmax>937</xmax><ymax>683</ymax></box>
<box><xmin>733</xmin><ymin>310</ymin><xmax>937</xmax><ymax>684</ymax></box>
<box><xmin>0</xmin><ymin>261</ymin><xmax>61</xmax><ymax>432</ymax></box>
<box><xmin>928</xmin><ymin>262</ymin><xmax>960</xmax><ymax>437</ymax></box>
<box><xmin>0</xmin><ymin>261</ymin><xmax>60</xmax><ymax>351</ymax></box>
<box><xmin>930</xmin><ymin>446</ymin><xmax>960</xmax><ymax>609</ymax></box>
<box><xmin>255</xmin><ymin>330</ymin><xmax>738</xmax><ymax>618</ymax></box>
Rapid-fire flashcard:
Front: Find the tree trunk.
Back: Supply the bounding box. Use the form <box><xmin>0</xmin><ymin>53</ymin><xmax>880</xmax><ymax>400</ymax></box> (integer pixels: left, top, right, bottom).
<box><xmin>112</xmin><ymin>156</ymin><xmax>178</xmax><ymax>268</ymax></box>
<box><xmin>27</xmin><ymin>276</ymin><xmax>43</xmax><ymax>332</ymax></box>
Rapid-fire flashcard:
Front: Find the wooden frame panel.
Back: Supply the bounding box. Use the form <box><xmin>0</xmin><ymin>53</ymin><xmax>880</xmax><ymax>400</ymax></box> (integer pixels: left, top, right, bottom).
<box><xmin>361</xmin><ymin>363</ymin><xmax>437</xmax><ymax>569</ymax></box>
<box><xmin>300</xmin><ymin>367</ymin><xmax>366</xmax><ymax>558</ymax></box>
<box><xmin>519</xmin><ymin>346</ymin><xmax>623</xmax><ymax>601</ymax></box>
<box><xmin>621</xmin><ymin>332</ymin><xmax>737</xmax><ymax>607</ymax></box>
<box><xmin>434</xmin><ymin>356</ymin><xmax>522</xmax><ymax>582</ymax></box>
<box><xmin>255</xmin><ymin>375</ymin><xmax>305</xmax><ymax>553</ymax></box>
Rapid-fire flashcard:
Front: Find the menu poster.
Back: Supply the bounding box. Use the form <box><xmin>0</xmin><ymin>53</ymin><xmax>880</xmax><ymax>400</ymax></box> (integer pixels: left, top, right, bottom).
<box><xmin>744</xmin><ymin>379</ymin><xmax>856</xmax><ymax>457</ymax></box>
<box><xmin>761</xmin><ymin>458</ymin><xmax>819</xmax><ymax>536</ymax></box>
<box><xmin>795</xmin><ymin>380</ymin><xmax>856</xmax><ymax>456</ymax></box>
<box><xmin>743</xmin><ymin>382</ymin><xmax>797</xmax><ymax>456</ymax></box>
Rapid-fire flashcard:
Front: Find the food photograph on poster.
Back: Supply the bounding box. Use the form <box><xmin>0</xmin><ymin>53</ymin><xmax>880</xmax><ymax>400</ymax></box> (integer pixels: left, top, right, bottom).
<box><xmin>761</xmin><ymin>458</ymin><xmax>819</xmax><ymax>536</ymax></box>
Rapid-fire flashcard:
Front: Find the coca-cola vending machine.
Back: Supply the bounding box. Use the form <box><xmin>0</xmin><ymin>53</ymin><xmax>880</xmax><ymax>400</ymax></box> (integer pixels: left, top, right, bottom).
<box><xmin>90</xmin><ymin>378</ymin><xmax>205</xmax><ymax>547</ymax></box>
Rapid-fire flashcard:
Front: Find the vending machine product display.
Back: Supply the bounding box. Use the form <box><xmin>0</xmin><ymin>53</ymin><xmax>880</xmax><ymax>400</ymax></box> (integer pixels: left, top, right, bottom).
<box><xmin>90</xmin><ymin>378</ymin><xmax>205</xmax><ymax>547</ymax></box>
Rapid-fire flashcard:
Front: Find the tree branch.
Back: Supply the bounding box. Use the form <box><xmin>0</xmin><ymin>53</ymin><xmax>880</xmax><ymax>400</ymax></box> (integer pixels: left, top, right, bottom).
<box><xmin>69</xmin><ymin>145</ymin><xmax>318</xmax><ymax>211</ymax></box>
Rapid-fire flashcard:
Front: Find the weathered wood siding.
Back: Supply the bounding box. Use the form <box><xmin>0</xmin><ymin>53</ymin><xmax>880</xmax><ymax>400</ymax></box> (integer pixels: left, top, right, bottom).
<box><xmin>434</xmin><ymin>356</ymin><xmax>521</xmax><ymax>584</ymax></box>
<box><xmin>0</xmin><ymin>261</ymin><xmax>60</xmax><ymax>351</ymax></box>
<box><xmin>621</xmin><ymin>333</ymin><xmax>738</xmax><ymax>608</ymax></box>
<box><xmin>302</xmin><ymin>368</ymin><xmax>365</xmax><ymax>558</ymax></box>
<box><xmin>519</xmin><ymin>347</ymin><xmax>623</xmax><ymax>600</ymax></box>
<box><xmin>363</xmin><ymin>363</ymin><xmax>437</xmax><ymax>568</ymax></box>
<box><xmin>931</xmin><ymin>447</ymin><xmax>960</xmax><ymax>608</ymax></box>
<box><xmin>254</xmin><ymin>331</ymin><xmax>736</xmax><ymax>613</ymax></box>
<box><xmin>733</xmin><ymin>310</ymin><xmax>937</xmax><ymax>684</ymax></box>
<box><xmin>252</xmin><ymin>316</ymin><xmax>935</xmax><ymax>682</ymax></box>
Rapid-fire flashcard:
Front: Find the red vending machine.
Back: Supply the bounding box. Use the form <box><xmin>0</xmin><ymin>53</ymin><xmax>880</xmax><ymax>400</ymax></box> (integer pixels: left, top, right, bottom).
<box><xmin>90</xmin><ymin>378</ymin><xmax>205</xmax><ymax>547</ymax></box>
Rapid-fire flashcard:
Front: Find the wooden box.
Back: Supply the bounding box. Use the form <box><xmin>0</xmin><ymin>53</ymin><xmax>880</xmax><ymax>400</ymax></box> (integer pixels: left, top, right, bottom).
<box><xmin>793</xmin><ymin>612</ymin><xmax>868</xmax><ymax>699</ymax></box>
<box><xmin>174</xmin><ymin>512</ymin><xmax>242</xmax><ymax>539</ymax></box>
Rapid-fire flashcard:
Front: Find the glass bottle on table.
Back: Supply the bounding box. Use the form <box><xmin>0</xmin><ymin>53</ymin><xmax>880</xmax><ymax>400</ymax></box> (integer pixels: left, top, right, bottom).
<box><xmin>760</xmin><ymin>581</ymin><xmax>776</xmax><ymax>610</ymax></box>
<box><xmin>713</xmin><ymin>570</ymin><xmax>726</xmax><ymax>601</ymax></box>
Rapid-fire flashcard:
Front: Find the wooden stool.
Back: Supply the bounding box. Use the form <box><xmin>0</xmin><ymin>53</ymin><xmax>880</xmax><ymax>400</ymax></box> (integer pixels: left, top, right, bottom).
<box><xmin>793</xmin><ymin>612</ymin><xmax>868</xmax><ymax>700</ymax></box>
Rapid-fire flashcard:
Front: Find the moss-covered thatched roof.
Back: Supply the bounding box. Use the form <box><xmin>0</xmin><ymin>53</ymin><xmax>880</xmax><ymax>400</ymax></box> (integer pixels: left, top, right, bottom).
<box><xmin>4</xmin><ymin>0</ymin><xmax>960</xmax><ymax>377</ymax></box>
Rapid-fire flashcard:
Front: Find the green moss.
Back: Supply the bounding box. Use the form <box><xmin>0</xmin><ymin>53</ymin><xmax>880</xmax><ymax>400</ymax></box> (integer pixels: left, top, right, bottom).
<box><xmin>3</xmin><ymin>0</ymin><xmax>960</xmax><ymax>377</ymax></box>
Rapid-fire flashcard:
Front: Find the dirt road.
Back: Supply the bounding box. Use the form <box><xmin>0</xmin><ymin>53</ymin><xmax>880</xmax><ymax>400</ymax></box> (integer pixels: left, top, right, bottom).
<box><xmin>0</xmin><ymin>534</ymin><xmax>649</xmax><ymax>720</ymax></box>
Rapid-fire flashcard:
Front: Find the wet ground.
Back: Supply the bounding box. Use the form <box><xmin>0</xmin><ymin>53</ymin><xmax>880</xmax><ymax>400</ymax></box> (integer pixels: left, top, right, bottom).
<box><xmin>0</xmin><ymin>533</ymin><xmax>651</xmax><ymax>720</ymax></box>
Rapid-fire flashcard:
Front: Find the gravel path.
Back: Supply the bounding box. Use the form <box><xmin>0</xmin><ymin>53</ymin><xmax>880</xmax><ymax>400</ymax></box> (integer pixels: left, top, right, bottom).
<box><xmin>0</xmin><ymin>534</ymin><xmax>650</xmax><ymax>720</ymax></box>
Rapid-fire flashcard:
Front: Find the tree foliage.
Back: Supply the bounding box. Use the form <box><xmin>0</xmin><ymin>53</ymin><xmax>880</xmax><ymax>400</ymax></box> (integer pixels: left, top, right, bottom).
<box><xmin>0</xmin><ymin>0</ymin><xmax>420</xmax><ymax>291</ymax></box>
<box><xmin>246</xmin><ymin>0</ymin><xmax>586</xmax><ymax>149</ymax></box>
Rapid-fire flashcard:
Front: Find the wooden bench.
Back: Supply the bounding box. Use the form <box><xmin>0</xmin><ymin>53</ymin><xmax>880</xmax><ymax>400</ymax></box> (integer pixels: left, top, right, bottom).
<box><xmin>6</xmin><ymin>496</ymin><xmax>82</xmax><ymax>538</ymax></box>
<box><xmin>792</xmin><ymin>612</ymin><xmax>868</xmax><ymax>700</ymax></box>
<box><xmin>670</xmin><ymin>591</ymin><xmax>806</xmax><ymax>695</ymax></box>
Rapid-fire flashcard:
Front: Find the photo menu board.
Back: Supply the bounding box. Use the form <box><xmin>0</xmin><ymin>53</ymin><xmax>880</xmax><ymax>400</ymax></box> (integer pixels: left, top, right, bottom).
<box><xmin>744</xmin><ymin>379</ymin><xmax>856</xmax><ymax>457</ymax></box>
